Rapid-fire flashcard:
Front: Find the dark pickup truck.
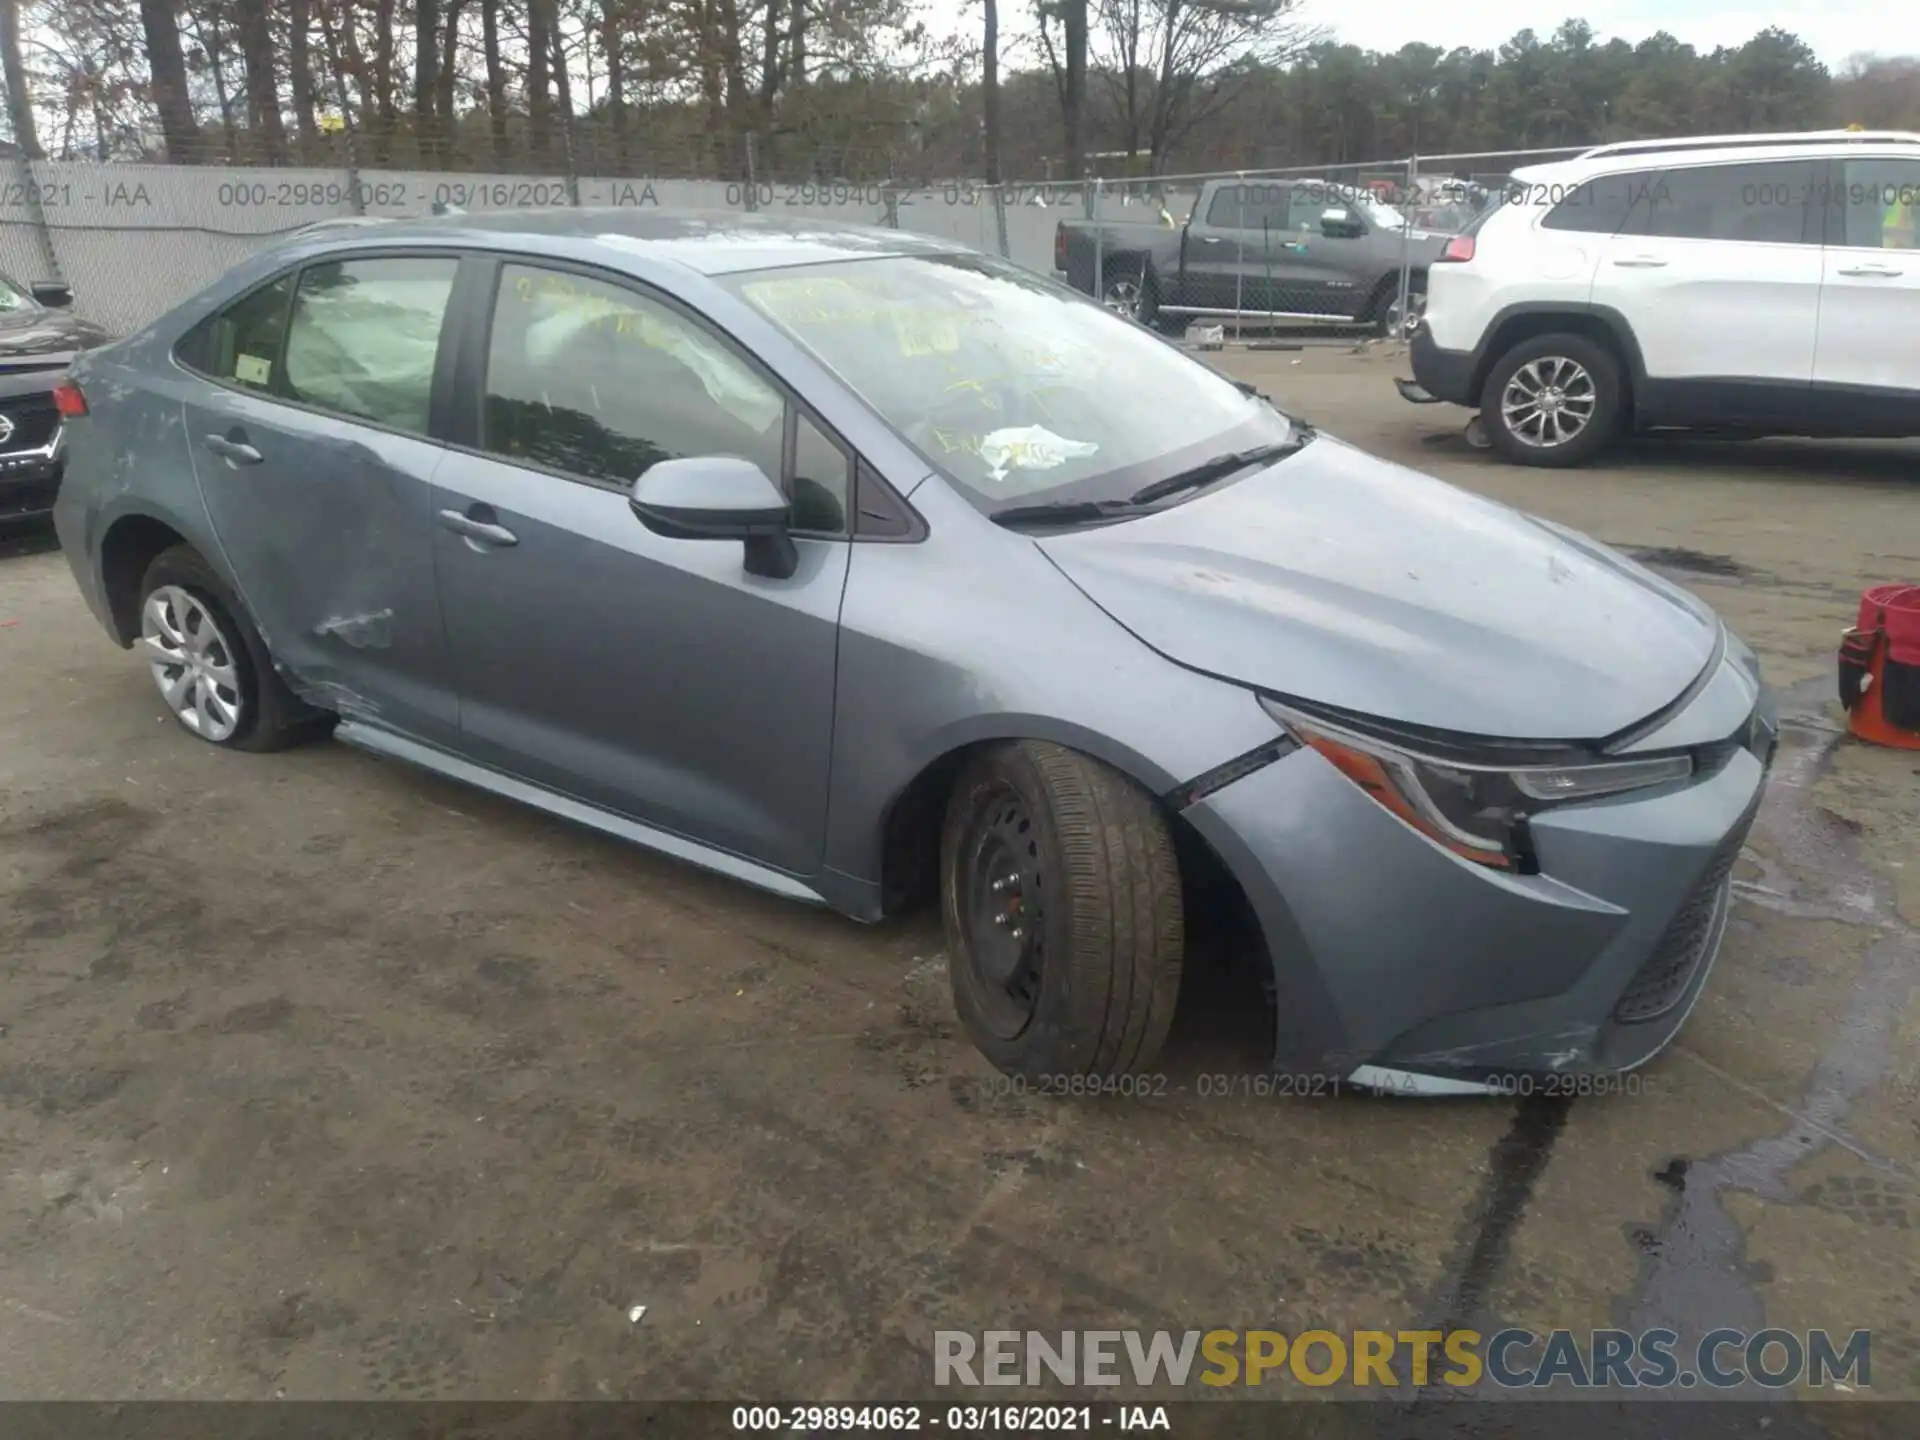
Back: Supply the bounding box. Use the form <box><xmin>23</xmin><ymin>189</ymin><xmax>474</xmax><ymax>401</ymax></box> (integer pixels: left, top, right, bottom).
<box><xmin>0</xmin><ymin>272</ymin><xmax>110</xmax><ymax>527</ymax></box>
<box><xmin>1054</xmin><ymin>176</ymin><xmax>1458</xmax><ymax>335</ymax></box>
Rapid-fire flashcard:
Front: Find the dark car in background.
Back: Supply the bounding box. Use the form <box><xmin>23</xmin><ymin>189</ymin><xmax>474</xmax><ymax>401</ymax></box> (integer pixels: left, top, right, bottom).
<box><xmin>0</xmin><ymin>272</ymin><xmax>112</xmax><ymax>527</ymax></box>
<box><xmin>1055</xmin><ymin>176</ymin><xmax>1456</xmax><ymax>336</ymax></box>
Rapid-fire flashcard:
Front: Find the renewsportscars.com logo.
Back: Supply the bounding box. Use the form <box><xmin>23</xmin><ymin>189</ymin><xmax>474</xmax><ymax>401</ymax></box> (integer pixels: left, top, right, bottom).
<box><xmin>933</xmin><ymin>1328</ymin><xmax>1871</xmax><ymax>1391</ymax></box>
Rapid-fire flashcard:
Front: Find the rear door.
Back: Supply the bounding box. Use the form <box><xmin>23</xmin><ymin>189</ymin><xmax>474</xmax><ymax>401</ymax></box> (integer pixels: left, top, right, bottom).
<box><xmin>428</xmin><ymin>259</ymin><xmax>850</xmax><ymax>876</ymax></box>
<box><xmin>176</xmin><ymin>252</ymin><xmax>462</xmax><ymax>743</ymax></box>
<box><xmin>1589</xmin><ymin>158</ymin><xmax>1823</xmax><ymax>427</ymax></box>
<box><xmin>1812</xmin><ymin>152</ymin><xmax>1920</xmax><ymax>432</ymax></box>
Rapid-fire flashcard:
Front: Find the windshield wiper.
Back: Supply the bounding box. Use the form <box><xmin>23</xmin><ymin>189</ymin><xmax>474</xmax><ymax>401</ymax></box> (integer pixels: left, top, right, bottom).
<box><xmin>1124</xmin><ymin>429</ymin><xmax>1314</xmax><ymax>508</ymax></box>
<box><xmin>989</xmin><ymin>498</ymin><xmax>1145</xmax><ymax>530</ymax></box>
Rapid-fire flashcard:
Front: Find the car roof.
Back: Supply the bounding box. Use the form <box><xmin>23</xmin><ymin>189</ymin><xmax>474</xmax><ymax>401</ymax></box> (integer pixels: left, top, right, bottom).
<box><xmin>1514</xmin><ymin>131</ymin><xmax>1920</xmax><ymax>184</ymax></box>
<box><xmin>306</xmin><ymin>207</ymin><xmax>971</xmax><ymax>276</ymax></box>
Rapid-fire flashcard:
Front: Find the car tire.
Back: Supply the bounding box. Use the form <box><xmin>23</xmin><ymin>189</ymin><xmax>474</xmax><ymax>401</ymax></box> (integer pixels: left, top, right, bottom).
<box><xmin>137</xmin><ymin>544</ymin><xmax>328</xmax><ymax>752</ymax></box>
<box><xmin>1100</xmin><ymin>260</ymin><xmax>1161</xmax><ymax>329</ymax></box>
<box><xmin>940</xmin><ymin>740</ymin><xmax>1183</xmax><ymax>1079</ymax></box>
<box><xmin>1479</xmin><ymin>332</ymin><xmax>1624</xmax><ymax>467</ymax></box>
<box><xmin>1367</xmin><ymin>276</ymin><xmax>1424</xmax><ymax>338</ymax></box>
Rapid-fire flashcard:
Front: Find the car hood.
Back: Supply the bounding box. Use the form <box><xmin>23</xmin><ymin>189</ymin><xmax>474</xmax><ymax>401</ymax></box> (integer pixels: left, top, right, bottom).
<box><xmin>1035</xmin><ymin>436</ymin><xmax>1721</xmax><ymax>741</ymax></box>
<box><xmin>0</xmin><ymin>307</ymin><xmax>110</xmax><ymax>357</ymax></box>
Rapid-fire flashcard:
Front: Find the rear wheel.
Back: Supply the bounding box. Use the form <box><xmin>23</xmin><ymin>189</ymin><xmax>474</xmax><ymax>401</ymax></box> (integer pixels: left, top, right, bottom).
<box><xmin>1368</xmin><ymin>276</ymin><xmax>1425</xmax><ymax>338</ymax></box>
<box><xmin>137</xmin><ymin>545</ymin><xmax>327</xmax><ymax>751</ymax></box>
<box><xmin>1479</xmin><ymin>332</ymin><xmax>1624</xmax><ymax>467</ymax></box>
<box><xmin>1100</xmin><ymin>259</ymin><xmax>1177</xmax><ymax>333</ymax></box>
<box><xmin>941</xmin><ymin>741</ymin><xmax>1184</xmax><ymax>1079</ymax></box>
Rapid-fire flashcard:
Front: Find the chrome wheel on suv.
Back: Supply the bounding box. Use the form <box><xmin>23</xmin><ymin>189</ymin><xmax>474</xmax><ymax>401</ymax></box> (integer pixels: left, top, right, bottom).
<box><xmin>1500</xmin><ymin>356</ymin><xmax>1597</xmax><ymax>448</ymax></box>
<box><xmin>1479</xmin><ymin>332</ymin><xmax>1625</xmax><ymax>468</ymax></box>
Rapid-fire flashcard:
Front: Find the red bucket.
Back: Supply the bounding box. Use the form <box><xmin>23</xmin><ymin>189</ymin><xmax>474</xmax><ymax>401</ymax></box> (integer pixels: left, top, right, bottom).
<box><xmin>1840</xmin><ymin>583</ymin><xmax>1920</xmax><ymax>749</ymax></box>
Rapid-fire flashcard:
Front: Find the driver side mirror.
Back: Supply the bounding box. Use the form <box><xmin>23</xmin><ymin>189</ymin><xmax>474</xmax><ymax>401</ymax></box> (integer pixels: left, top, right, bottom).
<box><xmin>629</xmin><ymin>456</ymin><xmax>798</xmax><ymax>580</ymax></box>
<box><xmin>31</xmin><ymin>281</ymin><xmax>73</xmax><ymax>309</ymax></box>
<box><xmin>1319</xmin><ymin>209</ymin><xmax>1364</xmax><ymax>239</ymax></box>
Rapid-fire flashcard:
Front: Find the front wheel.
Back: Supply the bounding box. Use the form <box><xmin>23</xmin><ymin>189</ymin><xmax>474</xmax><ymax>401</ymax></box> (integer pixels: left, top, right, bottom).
<box><xmin>1479</xmin><ymin>333</ymin><xmax>1624</xmax><ymax>467</ymax></box>
<box><xmin>940</xmin><ymin>741</ymin><xmax>1184</xmax><ymax>1079</ymax></box>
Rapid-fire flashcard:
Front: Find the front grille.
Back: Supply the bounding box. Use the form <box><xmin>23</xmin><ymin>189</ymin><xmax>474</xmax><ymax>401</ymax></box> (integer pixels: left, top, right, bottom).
<box><xmin>1612</xmin><ymin>810</ymin><xmax>1756</xmax><ymax>1024</ymax></box>
<box><xmin>0</xmin><ymin>396</ymin><xmax>60</xmax><ymax>454</ymax></box>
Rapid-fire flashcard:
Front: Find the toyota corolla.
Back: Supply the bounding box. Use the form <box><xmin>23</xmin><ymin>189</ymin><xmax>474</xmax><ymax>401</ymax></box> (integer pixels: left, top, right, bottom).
<box><xmin>52</xmin><ymin>211</ymin><xmax>1775</xmax><ymax>1092</ymax></box>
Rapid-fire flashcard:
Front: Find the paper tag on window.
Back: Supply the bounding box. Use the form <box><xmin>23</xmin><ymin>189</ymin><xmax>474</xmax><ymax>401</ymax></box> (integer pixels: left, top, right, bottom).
<box><xmin>234</xmin><ymin>353</ymin><xmax>271</xmax><ymax>387</ymax></box>
<box><xmin>892</xmin><ymin>310</ymin><xmax>959</xmax><ymax>357</ymax></box>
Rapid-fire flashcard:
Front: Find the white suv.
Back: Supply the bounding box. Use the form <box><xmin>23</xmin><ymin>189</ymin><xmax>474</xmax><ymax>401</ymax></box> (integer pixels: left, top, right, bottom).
<box><xmin>1398</xmin><ymin>130</ymin><xmax>1920</xmax><ymax>466</ymax></box>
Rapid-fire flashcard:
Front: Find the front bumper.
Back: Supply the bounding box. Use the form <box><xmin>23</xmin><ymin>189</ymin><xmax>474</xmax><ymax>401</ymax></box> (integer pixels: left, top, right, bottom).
<box><xmin>0</xmin><ymin>450</ymin><xmax>61</xmax><ymax>524</ymax></box>
<box><xmin>1181</xmin><ymin>673</ymin><xmax>1774</xmax><ymax>1084</ymax></box>
<box><xmin>1405</xmin><ymin>324</ymin><xmax>1478</xmax><ymax>407</ymax></box>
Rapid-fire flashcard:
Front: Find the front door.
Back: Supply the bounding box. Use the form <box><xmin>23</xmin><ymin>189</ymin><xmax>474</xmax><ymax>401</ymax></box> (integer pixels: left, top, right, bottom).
<box><xmin>1813</xmin><ymin>153</ymin><xmax>1920</xmax><ymax>432</ymax></box>
<box><xmin>431</xmin><ymin>261</ymin><xmax>851</xmax><ymax>876</ymax></box>
<box><xmin>178</xmin><ymin>253</ymin><xmax>462</xmax><ymax>743</ymax></box>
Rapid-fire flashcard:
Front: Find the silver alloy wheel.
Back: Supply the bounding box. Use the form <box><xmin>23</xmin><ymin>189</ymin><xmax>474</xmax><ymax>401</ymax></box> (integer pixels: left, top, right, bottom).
<box><xmin>1103</xmin><ymin>278</ymin><xmax>1144</xmax><ymax>319</ymax></box>
<box><xmin>1500</xmin><ymin>355</ymin><xmax>1598</xmax><ymax>448</ymax></box>
<box><xmin>140</xmin><ymin>585</ymin><xmax>244</xmax><ymax>743</ymax></box>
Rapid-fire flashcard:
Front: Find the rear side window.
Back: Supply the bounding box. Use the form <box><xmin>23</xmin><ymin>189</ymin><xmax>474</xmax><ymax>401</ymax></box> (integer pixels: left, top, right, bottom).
<box><xmin>282</xmin><ymin>256</ymin><xmax>458</xmax><ymax>435</ymax></box>
<box><xmin>1540</xmin><ymin>170</ymin><xmax>1659</xmax><ymax>234</ymax></box>
<box><xmin>1836</xmin><ymin>158</ymin><xmax>1920</xmax><ymax>249</ymax></box>
<box><xmin>1205</xmin><ymin>183</ymin><xmax>1289</xmax><ymax>230</ymax></box>
<box><xmin>1631</xmin><ymin>161</ymin><xmax>1820</xmax><ymax>245</ymax></box>
<box><xmin>178</xmin><ymin>272</ymin><xmax>295</xmax><ymax>391</ymax></box>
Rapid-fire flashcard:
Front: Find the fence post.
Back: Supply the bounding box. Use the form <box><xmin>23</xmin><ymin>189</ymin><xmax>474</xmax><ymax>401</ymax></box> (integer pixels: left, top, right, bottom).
<box><xmin>744</xmin><ymin>132</ymin><xmax>759</xmax><ymax>212</ymax></box>
<box><xmin>992</xmin><ymin>182</ymin><xmax>1010</xmax><ymax>259</ymax></box>
<box><xmin>11</xmin><ymin>154</ymin><xmax>62</xmax><ymax>285</ymax></box>
<box><xmin>1394</xmin><ymin>152</ymin><xmax>1417</xmax><ymax>343</ymax></box>
<box><xmin>1233</xmin><ymin>172</ymin><xmax>1246</xmax><ymax>340</ymax></box>
<box><xmin>1092</xmin><ymin>178</ymin><xmax>1104</xmax><ymax>308</ymax></box>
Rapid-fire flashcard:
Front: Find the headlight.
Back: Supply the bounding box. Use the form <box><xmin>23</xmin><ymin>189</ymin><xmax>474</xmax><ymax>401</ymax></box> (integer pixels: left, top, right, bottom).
<box><xmin>1261</xmin><ymin>698</ymin><xmax>1693</xmax><ymax>870</ymax></box>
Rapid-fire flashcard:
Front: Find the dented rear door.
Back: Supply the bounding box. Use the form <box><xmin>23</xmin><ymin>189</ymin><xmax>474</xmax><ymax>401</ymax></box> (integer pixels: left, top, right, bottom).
<box><xmin>180</xmin><ymin>252</ymin><xmax>461</xmax><ymax>745</ymax></box>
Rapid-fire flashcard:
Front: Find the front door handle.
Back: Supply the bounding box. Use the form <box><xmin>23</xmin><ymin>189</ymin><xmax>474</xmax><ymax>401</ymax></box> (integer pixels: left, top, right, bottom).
<box><xmin>1836</xmin><ymin>264</ymin><xmax>1902</xmax><ymax>277</ymax></box>
<box><xmin>438</xmin><ymin>507</ymin><xmax>519</xmax><ymax>548</ymax></box>
<box><xmin>1197</xmin><ymin>235</ymin><xmax>1225</xmax><ymax>245</ymax></box>
<box><xmin>1611</xmin><ymin>256</ymin><xmax>1668</xmax><ymax>268</ymax></box>
<box><xmin>203</xmin><ymin>432</ymin><xmax>263</xmax><ymax>465</ymax></box>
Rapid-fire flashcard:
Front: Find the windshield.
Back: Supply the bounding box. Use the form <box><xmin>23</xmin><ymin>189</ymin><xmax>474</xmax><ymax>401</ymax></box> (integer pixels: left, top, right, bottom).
<box><xmin>721</xmin><ymin>253</ymin><xmax>1292</xmax><ymax>509</ymax></box>
<box><xmin>0</xmin><ymin>273</ymin><xmax>34</xmax><ymax>312</ymax></box>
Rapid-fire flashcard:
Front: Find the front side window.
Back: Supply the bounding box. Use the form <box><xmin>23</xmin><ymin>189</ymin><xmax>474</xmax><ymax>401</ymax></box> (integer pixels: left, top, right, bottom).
<box><xmin>282</xmin><ymin>256</ymin><xmax>457</xmax><ymax>433</ymax></box>
<box><xmin>0</xmin><ymin>272</ymin><xmax>35</xmax><ymax>312</ymax></box>
<box><xmin>179</xmin><ymin>272</ymin><xmax>296</xmax><ymax>392</ymax></box>
<box><xmin>1634</xmin><ymin>160</ymin><xmax>1820</xmax><ymax>245</ymax></box>
<box><xmin>1838</xmin><ymin>158</ymin><xmax>1920</xmax><ymax>250</ymax></box>
<box><xmin>481</xmin><ymin>263</ymin><xmax>787</xmax><ymax>495</ymax></box>
<box><xmin>724</xmin><ymin>253</ymin><xmax>1293</xmax><ymax>510</ymax></box>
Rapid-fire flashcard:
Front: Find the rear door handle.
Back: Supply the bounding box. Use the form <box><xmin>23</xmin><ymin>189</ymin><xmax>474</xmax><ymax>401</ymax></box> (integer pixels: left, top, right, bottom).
<box><xmin>1611</xmin><ymin>256</ymin><xmax>1668</xmax><ymax>268</ymax></box>
<box><xmin>1836</xmin><ymin>264</ymin><xmax>1902</xmax><ymax>277</ymax></box>
<box><xmin>1197</xmin><ymin>235</ymin><xmax>1224</xmax><ymax>245</ymax></box>
<box><xmin>438</xmin><ymin>507</ymin><xmax>518</xmax><ymax>548</ymax></box>
<box><xmin>202</xmin><ymin>433</ymin><xmax>263</xmax><ymax>465</ymax></box>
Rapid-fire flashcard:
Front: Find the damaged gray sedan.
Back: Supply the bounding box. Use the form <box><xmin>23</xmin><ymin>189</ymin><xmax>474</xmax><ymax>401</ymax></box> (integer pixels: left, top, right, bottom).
<box><xmin>53</xmin><ymin>211</ymin><xmax>1775</xmax><ymax>1091</ymax></box>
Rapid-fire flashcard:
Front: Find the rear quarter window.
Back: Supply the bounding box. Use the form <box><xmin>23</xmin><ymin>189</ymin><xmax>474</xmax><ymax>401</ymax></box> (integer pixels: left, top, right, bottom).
<box><xmin>1539</xmin><ymin>171</ymin><xmax>1661</xmax><ymax>234</ymax></box>
<box><xmin>176</xmin><ymin>272</ymin><xmax>296</xmax><ymax>391</ymax></box>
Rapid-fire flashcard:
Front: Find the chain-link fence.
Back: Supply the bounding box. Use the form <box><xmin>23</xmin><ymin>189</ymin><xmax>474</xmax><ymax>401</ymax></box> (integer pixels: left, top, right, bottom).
<box><xmin>0</xmin><ymin>143</ymin><xmax>1598</xmax><ymax>340</ymax></box>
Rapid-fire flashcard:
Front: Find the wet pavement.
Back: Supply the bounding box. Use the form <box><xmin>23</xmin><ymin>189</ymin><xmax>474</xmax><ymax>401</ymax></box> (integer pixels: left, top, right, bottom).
<box><xmin>0</xmin><ymin>349</ymin><xmax>1914</xmax><ymax>1410</ymax></box>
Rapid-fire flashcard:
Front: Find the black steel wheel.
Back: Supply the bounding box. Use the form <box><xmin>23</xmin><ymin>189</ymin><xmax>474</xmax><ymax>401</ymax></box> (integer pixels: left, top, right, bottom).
<box><xmin>941</xmin><ymin>741</ymin><xmax>1183</xmax><ymax>1079</ymax></box>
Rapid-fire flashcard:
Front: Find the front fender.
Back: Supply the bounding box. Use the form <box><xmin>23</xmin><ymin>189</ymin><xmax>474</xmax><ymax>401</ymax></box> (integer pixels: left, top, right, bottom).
<box><xmin>819</xmin><ymin>480</ymin><xmax>1282</xmax><ymax>909</ymax></box>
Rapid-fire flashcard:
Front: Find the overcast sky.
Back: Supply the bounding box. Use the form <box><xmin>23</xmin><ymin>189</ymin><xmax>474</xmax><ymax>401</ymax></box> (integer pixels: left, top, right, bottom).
<box><xmin>1297</xmin><ymin>0</ymin><xmax>1916</xmax><ymax>68</ymax></box>
<box><xmin>952</xmin><ymin>0</ymin><xmax>1916</xmax><ymax>72</ymax></box>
